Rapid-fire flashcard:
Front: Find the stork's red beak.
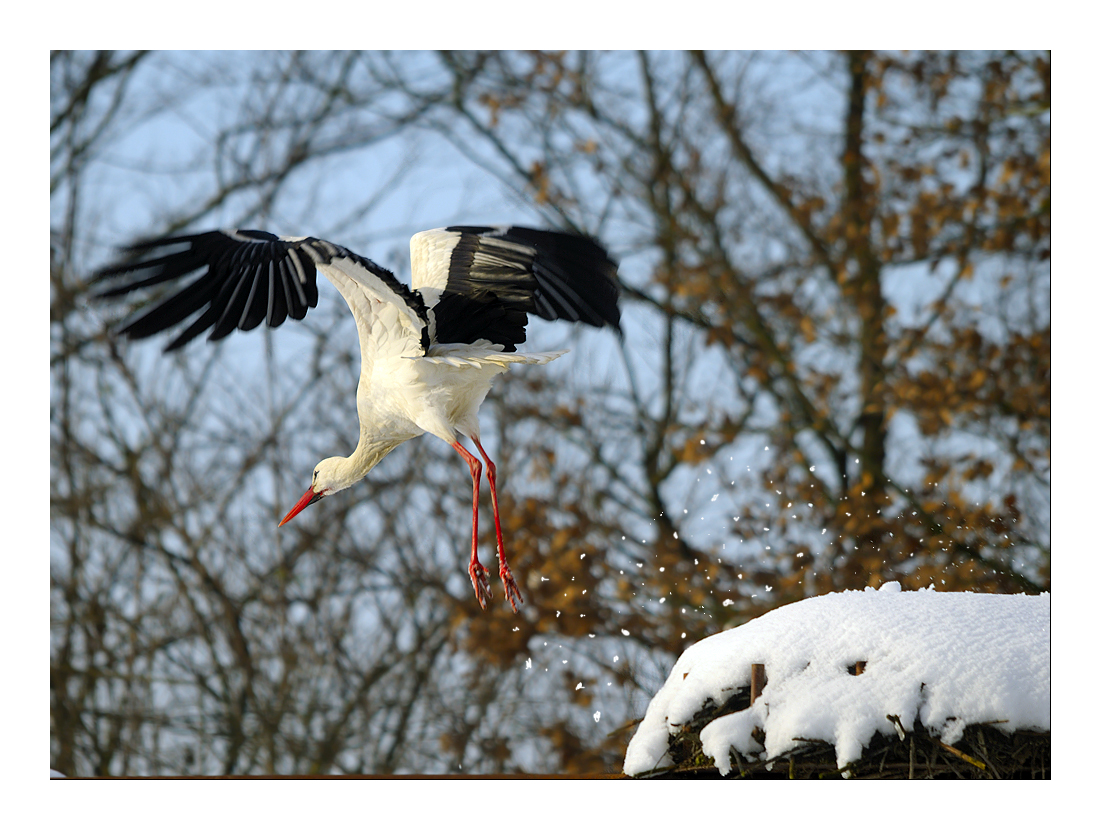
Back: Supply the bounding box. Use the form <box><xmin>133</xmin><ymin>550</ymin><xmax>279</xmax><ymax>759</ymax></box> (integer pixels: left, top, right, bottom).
<box><xmin>279</xmin><ymin>488</ymin><xmax>324</xmax><ymax>526</ymax></box>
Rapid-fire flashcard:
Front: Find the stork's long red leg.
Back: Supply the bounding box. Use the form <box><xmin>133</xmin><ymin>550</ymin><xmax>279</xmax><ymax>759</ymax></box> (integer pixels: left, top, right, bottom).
<box><xmin>452</xmin><ymin>441</ymin><xmax>491</xmax><ymax>609</ymax></box>
<box><xmin>472</xmin><ymin>436</ymin><xmax>523</xmax><ymax>612</ymax></box>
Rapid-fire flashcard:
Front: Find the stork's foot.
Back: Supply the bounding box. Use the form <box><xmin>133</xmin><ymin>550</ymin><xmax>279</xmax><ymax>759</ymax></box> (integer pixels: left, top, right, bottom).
<box><xmin>500</xmin><ymin>563</ymin><xmax>524</xmax><ymax>614</ymax></box>
<box><xmin>469</xmin><ymin>559</ymin><xmax>492</xmax><ymax>609</ymax></box>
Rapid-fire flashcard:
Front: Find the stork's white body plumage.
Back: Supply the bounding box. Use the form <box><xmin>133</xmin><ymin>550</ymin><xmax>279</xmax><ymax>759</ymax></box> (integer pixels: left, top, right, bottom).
<box><xmin>95</xmin><ymin>225</ymin><xmax>621</xmax><ymax>611</ymax></box>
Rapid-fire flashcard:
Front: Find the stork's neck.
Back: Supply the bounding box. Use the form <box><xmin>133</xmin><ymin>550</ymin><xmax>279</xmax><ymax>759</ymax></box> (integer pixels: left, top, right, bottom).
<box><xmin>331</xmin><ymin>432</ymin><xmax>409</xmax><ymax>492</ymax></box>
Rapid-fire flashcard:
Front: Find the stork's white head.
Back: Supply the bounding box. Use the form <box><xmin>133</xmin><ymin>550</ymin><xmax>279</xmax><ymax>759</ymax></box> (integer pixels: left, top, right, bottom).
<box><xmin>277</xmin><ymin>456</ymin><xmax>357</xmax><ymax>526</ymax></box>
<box><xmin>277</xmin><ymin>437</ymin><xmax>405</xmax><ymax>527</ymax></box>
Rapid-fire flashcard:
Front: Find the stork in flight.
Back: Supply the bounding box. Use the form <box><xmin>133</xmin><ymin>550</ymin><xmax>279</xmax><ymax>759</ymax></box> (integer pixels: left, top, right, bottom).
<box><xmin>93</xmin><ymin>226</ymin><xmax>621</xmax><ymax>612</ymax></box>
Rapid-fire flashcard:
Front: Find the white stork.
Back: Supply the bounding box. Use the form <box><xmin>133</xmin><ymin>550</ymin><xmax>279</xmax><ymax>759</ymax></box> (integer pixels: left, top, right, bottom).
<box><xmin>94</xmin><ymin>225</ymin><xmax>621</xmax><ymax>612</ymax></box>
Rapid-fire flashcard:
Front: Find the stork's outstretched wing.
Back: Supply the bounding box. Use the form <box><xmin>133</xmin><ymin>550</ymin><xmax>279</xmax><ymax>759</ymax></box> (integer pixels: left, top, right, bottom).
<box><xmin>94</xmin><ymin>230</ymin><xmax>430</xmax><ymax>353</ymax></box>
<box><xmin>410</xmin><ymin>225</ymin><xmax>621</xmax><ymax>352</ymax></box>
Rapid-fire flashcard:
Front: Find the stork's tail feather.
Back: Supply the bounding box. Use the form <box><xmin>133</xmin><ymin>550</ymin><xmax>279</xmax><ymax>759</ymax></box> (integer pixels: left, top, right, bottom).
<box><xmin>419</xmin><ymin>348</ymin><xmax>567</xmax><ymax>368</ymax></box>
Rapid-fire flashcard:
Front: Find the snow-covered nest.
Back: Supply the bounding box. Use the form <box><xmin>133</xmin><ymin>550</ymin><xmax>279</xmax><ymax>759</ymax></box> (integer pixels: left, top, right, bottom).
<box><xmin>625</xmin><ymin>583</ymin><xmax>1050</xmax><ymax>778</ymax></box>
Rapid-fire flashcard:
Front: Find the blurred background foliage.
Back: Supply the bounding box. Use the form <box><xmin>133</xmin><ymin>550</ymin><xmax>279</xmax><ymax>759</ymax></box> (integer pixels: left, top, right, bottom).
<box><xmin>51</xmin><ymin>50</ymin><xmax>1049</xmax><ymax>776</ymax></box>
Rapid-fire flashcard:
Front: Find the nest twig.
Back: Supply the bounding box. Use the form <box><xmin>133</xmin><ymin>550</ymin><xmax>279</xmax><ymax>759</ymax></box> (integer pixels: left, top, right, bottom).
<box><xmin>635</xmin><ymin>712</ymin><xmax>1049</xmax><ymax>780</ymax></box>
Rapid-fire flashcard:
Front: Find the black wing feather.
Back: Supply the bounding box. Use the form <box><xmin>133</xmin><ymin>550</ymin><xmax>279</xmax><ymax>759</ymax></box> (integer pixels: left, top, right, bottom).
<box><xmin>432</xmin><ymin>226</ymin><xmax>621</xmax><ymax>351</ymax></box>
<box><xmin>92</xmin><ymin>229</ymin><xmax>416</xmax><ymax>352</ymax></box>
<box><xmin>497</xmin><ymin>226</ymin><xmax>621</xmax><ymax>329</ymax></box>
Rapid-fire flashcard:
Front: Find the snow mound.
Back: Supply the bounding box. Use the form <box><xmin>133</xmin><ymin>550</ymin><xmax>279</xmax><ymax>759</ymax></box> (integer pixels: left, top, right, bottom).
<box><xmin>624</xmin><ymin>583</ymin><xmax>1050</xmax><ymax>776</ymax></box>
